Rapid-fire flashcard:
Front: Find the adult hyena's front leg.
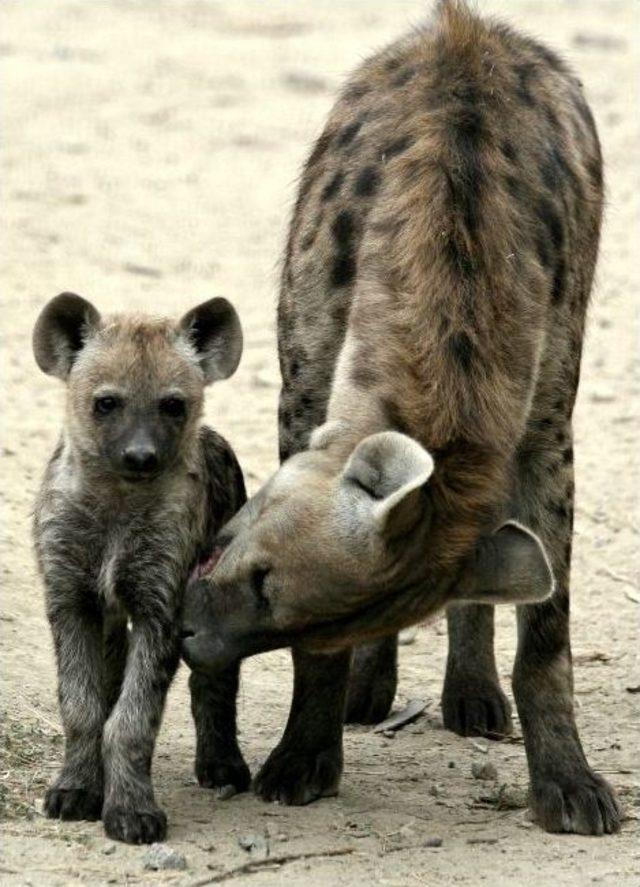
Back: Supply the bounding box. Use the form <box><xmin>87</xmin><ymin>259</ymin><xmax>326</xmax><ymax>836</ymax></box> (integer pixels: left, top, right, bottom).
<box><xmin>253</xmin><ymin>647</ymin><xmax>350</xmax><ymax>805</ymax></box>
<box><xmin>442</xmin><ymin>604</ymin><xmax>512</xmax><ymax>738</ymax></box>
<box><xmin>45</xmin><ymin>598</ymin><xmax>106</xmax><ymax>821</ymax></box>
<box><xmin>102</xmin><ymin>616</ymin><xmax>180</xmax><ymax>844</ymax></box>
<box><xmin>189</xmin><ymin>664</ymin><xmax>250</xmax><ymax>797</ymax></box>
<box><xmin>512</xmin><ymin>433</ymin><xmax>621</xmax><ymax>835</ymax></box>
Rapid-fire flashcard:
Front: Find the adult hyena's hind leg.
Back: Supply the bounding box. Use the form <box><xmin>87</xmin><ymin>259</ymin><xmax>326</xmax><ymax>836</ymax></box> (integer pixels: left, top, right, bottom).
<box><xmin>512</xmin><ymin>421</ymin><xmax>621</xmax><ymax>834</ymax></box>
<box><xmin>441</xmin><ymin>604</ymin><xmax>512</xmax><ymax>738</ymax></box>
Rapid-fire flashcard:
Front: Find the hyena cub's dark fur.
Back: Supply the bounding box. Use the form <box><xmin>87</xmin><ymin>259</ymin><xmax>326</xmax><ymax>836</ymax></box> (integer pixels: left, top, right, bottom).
<box><xmin>33</xmin><ymin>292</ymin><xmax>248</xmax><ymax>843</ymax></box>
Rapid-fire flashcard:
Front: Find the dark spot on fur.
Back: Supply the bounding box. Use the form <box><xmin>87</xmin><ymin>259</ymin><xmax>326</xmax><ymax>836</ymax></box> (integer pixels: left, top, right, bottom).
<box><xmin>385</xmin><ymin>57</ymin><xmax>401</xmax><ymax>72</ymax></box>
<box><xmin>354</xmin><ymin>166</ymin><xmax>380</xmax><ymax>197</ymax></box>
<box><xmin>446</xmin><ymin>84</ymin><xmax>486</xmax><ymax>239</ymax></box>
<box><xmin>331</xmin><ymin>302</ymin><xmax>349</xmax><ymax>326</ymax></box>
<box><xmin>562</xmin><ymin>447</ymin><xmax>573</xmax><ymax>464</ymax></box>
<box><xmin>300</xmin><ymin>232</ymin><xmax>316</xmax><ymax>251</ymax></box>
<box><xmin>331</xmin><ymin>209</ymin><xmax>355</xmax><ymax>249</ymax></box>
<box><xmin>551</xmin><ymin>258</ymin><xmax>566</xmax><ymax>305</ymax></box>
<box><xmin>331</xmin><ymin>252</ymin><xmax>356</xmax><ymax>288</ymax></box>
<box><xmin>501</xmin><ymin>140</ymin><xmax>517</xmax><ymax>163</ymax></box>
<box><xmin>536</xmin><ymin>234</ymin><xmax>552</xmax><ymax>270</ymax></box>
<box><xmin>382</xmin><ymin>135</ymin><xmax>412</xmax><ymax>159</ymax></box>
<box><xmin>322</xmin><ymin>171</ymin><xmax>344</xmax><ymax>202</ymax></box>
<box><xmin>337</xmin><ymin>119</ymin><xmax>364</xmax><ymax>148</ymax></box>
<box><xmin>448</xmin><ymin>332</ymin><xmax>475</xmax><ymax>374</ymax></box>
<box><xmin>444</xmin><ymin>236</ymin><xmax>475</xmax><ymax>279</ymax></box>
<box><xmin>536</xmin><ymin>197</ymin><xmax>564</xmax><ymax>252</ymax></box>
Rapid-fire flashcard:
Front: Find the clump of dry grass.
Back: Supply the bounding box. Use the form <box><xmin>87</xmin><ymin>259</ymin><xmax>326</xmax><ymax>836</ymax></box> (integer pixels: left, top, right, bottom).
<box><xmin>0</xmin><ymin>709</ymin><xmax>62</xmax><ymax>820</ymax></box>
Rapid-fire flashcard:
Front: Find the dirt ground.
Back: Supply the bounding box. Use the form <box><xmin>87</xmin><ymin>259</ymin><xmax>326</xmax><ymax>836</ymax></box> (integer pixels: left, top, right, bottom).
<box><xmin>1</xmin><ymin>1</ymin><xmax>638</xmax><ymax>885</ymax></box>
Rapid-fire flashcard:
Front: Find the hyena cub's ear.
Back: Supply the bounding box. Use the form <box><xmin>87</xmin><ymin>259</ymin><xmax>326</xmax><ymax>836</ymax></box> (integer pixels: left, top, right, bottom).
<box><xmin>33</xmin><ymin>292</ymin><xmax>101</xmax><ymax>380</ymax></box>
<box><xmin>341</xmin><ymin>431</ymin><xmax>434</xmax><ymax>539</ymax></box>
<box><xmin>179</xmin><ymin>297</ymin><xmax>243</xmax><ymax>383</ymax></box>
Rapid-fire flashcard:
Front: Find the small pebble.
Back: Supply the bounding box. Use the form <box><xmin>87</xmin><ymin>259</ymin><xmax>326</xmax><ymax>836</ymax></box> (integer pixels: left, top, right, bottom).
<box><xmin>472</xmin><ymin>761</ymin><xmax>498</xmax><ymax>781</ymax></box>
<box><xmin>142</xmin><ymin>843</ymin><xmax>187</xmax><ymax>871</ymax></box>
<box><xmin>423</xmin><ymin>837</ymin><xmax>443</xmax><ymax>848</ymax></box>
<box><xmin>102</xmin><ymin>843</ymin><xmax>116</xmax><ymax>856</ymax></box>
<box><xmin>238</xmin><ymin>832</ymin><xmax>269</xmax><ymax>857</ymax></box>
<box><xmin>215</xmin><ymin>784</ymin><xmax>237</xmax><ymax>800</ymax></box>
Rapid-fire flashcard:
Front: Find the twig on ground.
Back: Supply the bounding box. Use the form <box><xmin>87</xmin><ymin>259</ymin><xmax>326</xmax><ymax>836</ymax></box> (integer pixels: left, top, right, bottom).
<box><xmin>187</xmin><ymin>847</ymin><xmax>355</xmax><ymax>885</ymax></box>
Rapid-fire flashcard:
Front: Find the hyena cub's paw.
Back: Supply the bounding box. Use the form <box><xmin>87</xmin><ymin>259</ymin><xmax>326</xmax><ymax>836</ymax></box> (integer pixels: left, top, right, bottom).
<box><xmin>195</xmin><ymin>750</ymin><xmax>251</xmax><ymax>798</ymax></box>
<box><xmin>441</xmin><ymin>671</ymin><xmax>512</xmax><ymax>738</ymax></box>
<box><xmin>253</xmin><ymin>743</ymin><xmax>343</xmax><ymax>806</ymax></box>
<box><xmin>45</xmin><ymin>786</ymin><xmax>103</xmax><ymax>821</ymax></box>
<box><xmin>531</xmin><ymin>769</ymin><xmax>622</xmax><ymax>836</ymax></box>
<box><xmin>103</xmin><ymin>804</ymin><xmax>167</xmax><ymax>845</ymax></box>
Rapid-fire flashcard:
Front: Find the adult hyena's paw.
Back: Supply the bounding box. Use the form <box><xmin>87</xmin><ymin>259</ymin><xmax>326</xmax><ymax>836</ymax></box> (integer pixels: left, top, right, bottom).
<box><xmin>195</xmin><ymin>749</ymin><xmax>251</xmax><ymax>798</ymax></box>
<box><xmin>441</xmin><ymin>672</ymin><xmax>512</xmax><ymax>738</ymax></box>
<box><xmin>531</xmin><ymin>769</ymin><xmax>622</xmax><ymax>836</ymax></box>
<box><xmin>45</xmin><ymin>786</ymin><xmax>103</xmax><ymax>821</ymax></box>
<box><xmin>103</xmin><ymin>803</ymin><xmax>167</xmax><ymax>844</ymax></box>
<box><xmin>253</xmin><ymin>743</ymin><xmax>342</xmax><ymax>806</ymax></box>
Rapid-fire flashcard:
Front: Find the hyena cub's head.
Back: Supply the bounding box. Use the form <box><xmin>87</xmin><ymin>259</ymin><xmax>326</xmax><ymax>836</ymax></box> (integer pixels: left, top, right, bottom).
<box><xmin>33</xmin><ymin>292</ymin><xmax>242</xmax><ymax>481</ymax></box>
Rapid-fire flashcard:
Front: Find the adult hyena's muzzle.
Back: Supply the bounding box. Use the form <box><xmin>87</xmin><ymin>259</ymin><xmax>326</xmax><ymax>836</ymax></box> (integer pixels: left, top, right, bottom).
<box><xmin>180</xmin><ymin>576</ymin><xmax>286</xmax><ymax>672</ymax></box>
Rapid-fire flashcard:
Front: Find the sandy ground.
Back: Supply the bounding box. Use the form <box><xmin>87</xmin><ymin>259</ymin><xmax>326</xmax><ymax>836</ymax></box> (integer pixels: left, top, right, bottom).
<box><xmin>0</xmin><ymin>1</ymin><xmax>638</xmax><ymax>885</ymax></box>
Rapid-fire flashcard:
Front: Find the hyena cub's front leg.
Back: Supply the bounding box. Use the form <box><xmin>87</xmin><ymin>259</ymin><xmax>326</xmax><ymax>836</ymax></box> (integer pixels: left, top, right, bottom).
<box><xmin>102</xmin><ymin>600</ymin><xmax>181</xmax><ymax>845</ymax></box>
<box><xmin>45</xmin><ymin>593</ymin><xmax>106</xmax><ymax>821</ymax></box>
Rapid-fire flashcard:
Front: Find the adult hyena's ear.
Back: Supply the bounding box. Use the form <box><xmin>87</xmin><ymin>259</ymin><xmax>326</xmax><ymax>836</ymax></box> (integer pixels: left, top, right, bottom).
<box><xmin>453</xmin><ymin>521</ymin><xmax>554</xmax><ymax>606</ymax></box>
<box><xmin>341</xmin><ymin>431</ymin><xmax>434</xmax><ymax>539</ymax></box>
<box><xmin>179</xmin><ymin>297</ymin><xmax>243</xmax><ymax>383</ymax></box>
<box><xmin>33</xmin><ymin>292</ymin><xmax>101</xmax><ymax>380</ymax></box>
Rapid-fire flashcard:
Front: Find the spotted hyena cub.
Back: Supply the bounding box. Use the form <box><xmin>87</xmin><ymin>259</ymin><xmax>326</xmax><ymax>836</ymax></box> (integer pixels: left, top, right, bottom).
<box><xmin>33</xmin><ymin>292</ymin><xmax>248</xmax><ymax>843</ymax></box>
<box><xmin>182</xmin><ymin>1</ymin><xmax>621</xmax><ymax>835</ymax></box>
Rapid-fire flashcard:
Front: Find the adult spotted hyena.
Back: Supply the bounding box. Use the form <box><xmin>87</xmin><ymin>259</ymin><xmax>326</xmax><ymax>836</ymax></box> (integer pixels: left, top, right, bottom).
<box><xmin>182</xmin><ymin>1</ymin><xmax>621</xmax><ymax>834</ymax></box>
<box><xmin>33</xmin><ymin>293</ymin><xmax>248</xmax><ymax>843</ymax></box>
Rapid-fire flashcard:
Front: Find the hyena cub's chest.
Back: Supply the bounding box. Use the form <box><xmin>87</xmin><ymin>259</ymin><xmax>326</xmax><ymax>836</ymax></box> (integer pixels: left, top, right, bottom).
<box><xmin>37</xmin><ymin>493</ymin><xmax>201</xmax><ymax>613</ymax></box>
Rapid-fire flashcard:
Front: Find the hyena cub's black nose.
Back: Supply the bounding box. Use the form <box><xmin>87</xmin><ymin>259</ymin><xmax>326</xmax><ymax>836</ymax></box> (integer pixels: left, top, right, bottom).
<box><xmin>122</xmin><ymin>445</ymin><xmax>159</xmax><ymax>474</ymax></box>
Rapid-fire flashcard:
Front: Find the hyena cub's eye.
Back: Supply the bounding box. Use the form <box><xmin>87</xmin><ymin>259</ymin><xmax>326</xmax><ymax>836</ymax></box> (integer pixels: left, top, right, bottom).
<box><xmin>93</xmin><ymin>395</ymin><xmax>121</xmax><ymax>416</ymax></box>
<box><xmin>159</xmin><ymin>396</ymin><xmax>187</xmax><ymax>419</ymax></box>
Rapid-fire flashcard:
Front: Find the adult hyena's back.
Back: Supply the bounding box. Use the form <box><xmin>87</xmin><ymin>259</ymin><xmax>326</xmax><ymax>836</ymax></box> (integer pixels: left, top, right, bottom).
<box><xmin>277</xmin><ymin>2</ymin><xmax>602</xmax><ymax>463</ymax></box>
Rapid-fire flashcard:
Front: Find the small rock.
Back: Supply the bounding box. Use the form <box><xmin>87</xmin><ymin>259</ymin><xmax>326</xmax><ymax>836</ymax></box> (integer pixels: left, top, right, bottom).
<box><xmin>238</xmin><ymin>831</ymin><xmax>269</xmax><ymax>858</ymax></box>
<box><xmin>423</xmin><ymin>837</ymin><xmax>443</xmax><ymax>848</ymax></box>
<box><xmin>215</xmin><ymin>783</ymin><xmax>238</xmax><ymax>800</ymax></box>
<box><xmin>102</xmin><ymin>843</ymin><xmax>117</xmax><ymax>856</ymax></box>
<box><xmin>448</xmin><ymin>761</ymin><xmax>456</xmax><ymax>769</ymax></box>
<box><xmin>142</xmin><ymin>843</ymin><xmax>187</xmax><ymax>871</ymax></box>
<box><xmin>472</xmin><ymin>761</ymin><xmax>498</xmax><ymax>781</ymax></box>
<box><xmin>398</xmin><ymin>627</ymin><xmax>418</xmax><ymax>645</ymax></box>
<box><xmin>33</xmin><ymin>798</ymin><xmax>45</xmax><ymax>817</ymax></box>
<box><xmin>497</xmin><ymin>784</ymin><xmax>528</xmax><ymax>810</ymax></box>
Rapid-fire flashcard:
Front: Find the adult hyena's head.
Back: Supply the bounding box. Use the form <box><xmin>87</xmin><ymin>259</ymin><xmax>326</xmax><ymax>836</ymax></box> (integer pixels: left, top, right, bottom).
<box><xmin>181</xmin><ymin>427</ymin><xmax>553</xmax><ymax>672</ymax></box>
<box><xmin>33</xmin><ymin>292</ymin><xmax>242</xmax><ymax>482</ymax></box>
